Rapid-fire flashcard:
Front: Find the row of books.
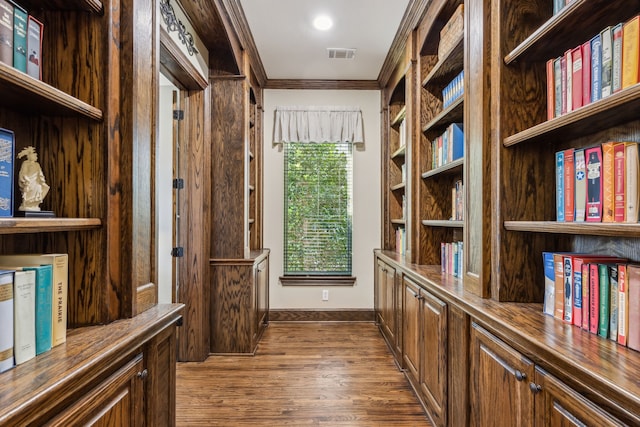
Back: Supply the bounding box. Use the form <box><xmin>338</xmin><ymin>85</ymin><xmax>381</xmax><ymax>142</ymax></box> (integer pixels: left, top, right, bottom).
<box><xmin>395</xmin><ymin>227</ymin><xmax>406</xmax><ymax>256</ymax></box>
<box><xmin>0</xmin><ymin>0</ymin><xmax>42</xmax><ymax>79</ymax></box>
<box><xmin>451</xmin><ymin>179</ymin><xmax>463</xmax><ymax>221</ymax></box>
<box><xmin>546</xmin><ymin>15</ymin><xmax>640</xmax><ymax>120</ymax></box>
<box><xmin>442</xmin><ymin>70</ymin><xmax>464</xmax><ymax>109</ymax></box>
<box><xmin>441</xmin><ymin>241</ymin><xmax>463</xmax><ymax>278</ymax></box>
<box><xmin>430</xmin><ymin>122</ymin><xmax>463</xmax><ymax>170</ymax></box>
<box><xmin>396</xmin><ymin>118</ymin><xmax>407</xmax><ymax>151</ymax></box>
<box><xmin>555</xmin><ymin>141</ymin><xmax>639</xmax><ymax>223</ymax></box>
<box><xmin>543</xmin><ymin>252</ymin><xmax>640</xmax><ymax>353</ymax></box>
<box><xmin>0</xmin><ymin>253</ymin><xmax>68</xmax><ymax>373</ymax></box>
<box><xmin>437</xmin><ymin>3</ymin><xmax>463</xmax><ymax>60</ymax></box>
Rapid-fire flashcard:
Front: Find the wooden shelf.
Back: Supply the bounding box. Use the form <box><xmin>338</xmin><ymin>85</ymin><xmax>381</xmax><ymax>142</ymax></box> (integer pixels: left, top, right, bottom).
<box><xmin>503</xmin><ymin>84</ymin><xmax>640</xmax><ymax>147</ymax></box>
<box><xmin>422</xmin><ymin>157</ymin><xmax>464</xmax><ymax>179</ymax></box>
<box><xmin>0</xmin><ymin>217</ymin><xmax>101</xmax><ymax>234</ymax></box>
<box><xmin>422</xmin><ymin>34</ymin><xmax>463</xmax><ymax>88</ymax></box>
<box><xmin>390</xmin><ymin>182</ymin><xmax>406</xmax><ymax>191</ymax></box>
<box><xmin>422</xmin><ymin>96</ymin><xmax>463</xmax><ymax>134</ymax></box>
<box><xmin>421</xmin><ymin>220</ymin><xmax>464</xmax><ymax>228</ymax></box>
<box><xmin>391</xmin><ymin>219</ymin><xmax>406</xmax><ymax>225</ymax></box>
<box><xmin>20</xmin><ymin>0</ymin><xmax>104</xmax><ymax>14</ymax></box>
<box><xmin>0</xmin><ymin>63</ymin><xmax>102</xmax><ymax>121</ymax></box>
<box><xmin>391</xmin><ymin>106</ymin><xmax>406</xmax><ymax>127</ymax></box>
<box><xmin>391</xmin><ymin>145</ymin><xmax>406</xmax><ymax>159</ymax></box>
<box><xmin>504</xmin><ymin>221</ymin><xmax>640</xmax><ymax>237</ymax></box>
<box><xmin>504</xmin><ymin>0</ymin><xmax>634</xmax><ymax>64</ymax></box>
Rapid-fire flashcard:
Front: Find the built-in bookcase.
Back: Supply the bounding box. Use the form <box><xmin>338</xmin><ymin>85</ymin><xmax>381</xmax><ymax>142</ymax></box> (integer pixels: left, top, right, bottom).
<box><xmin>493</xmin><ymin>0</ymin><xmax>640</xmax><ymax>302</ymax></box>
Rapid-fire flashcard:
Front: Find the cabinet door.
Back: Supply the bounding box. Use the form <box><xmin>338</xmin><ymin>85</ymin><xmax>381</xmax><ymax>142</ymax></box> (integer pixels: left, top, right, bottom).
<box><xmin>470</xmin><ymin>322</ymin><xmax>534</xmax><ymax>427</ymax></box>
<box><xmin>403</xmin><ymin>276</ymin><xmax>421</xmax><ymax>381</ymax></box>
<box><xmin>256</xmin><ymin>257</ymin><xmax>269</xmax><ymax>329</ymax></box>
<box><xmin>533</xmin><ymin>367</ymin><xmax>625</xmax><ymax>427</ymax></box>
<box><xmin>375</xmin><ymin>260</ymin><xmax>387</xmax><ymax>326</ymax></box>
<box><xmin>46</xmin><ymin>354</ymin><xmax>145</xmax><ymax>427</ymax></box>
<box><xmin>420</xmin><ymin>291</ymin><xmax>448</xmax><ymax>427</ymax></box>
<box><xmin>383</xmin><ymin>263</ymin><xmax>397</xmax><ymax>343</ymax></box>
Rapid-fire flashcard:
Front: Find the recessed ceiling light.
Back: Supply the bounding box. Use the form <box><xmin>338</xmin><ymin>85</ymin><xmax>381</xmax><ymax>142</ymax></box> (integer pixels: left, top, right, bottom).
<box><xmin>313</xmin><ymin>15</ymin><xmax>333</xmax><ymax>31</ymax></box>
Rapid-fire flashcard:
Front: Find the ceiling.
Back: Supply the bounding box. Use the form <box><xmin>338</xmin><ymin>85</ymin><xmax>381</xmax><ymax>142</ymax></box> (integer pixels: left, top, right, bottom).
<box><xmin>238</xmin><ymin>0</ymin><xmax>412</xmax><ymax>82</ymax></box>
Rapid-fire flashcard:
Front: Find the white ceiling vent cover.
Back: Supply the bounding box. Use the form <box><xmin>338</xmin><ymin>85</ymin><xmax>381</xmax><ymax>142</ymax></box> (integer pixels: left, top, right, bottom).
<box><xmin>327</xmin><ymin>48</ymin><xmax>357</xmax><ymax>59</ymax></box>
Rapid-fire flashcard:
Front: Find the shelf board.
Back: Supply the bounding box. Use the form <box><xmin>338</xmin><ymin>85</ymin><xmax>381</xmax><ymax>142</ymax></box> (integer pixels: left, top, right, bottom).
<box><xmin>391</xmin><ymin>219</ymin><xmax>406</xmax><ymax>225</ymax></box>
<box><xmin>503</xmin><ymin>84</ymin><xmax>640</xmax><ymax>147</ymax></box>
<box><xmin>390</xmin><ymin>106</ymin><xmax>406</xmax><ymax>127</ymax></box>
<box><xmin>504</xmin><ymin>221</ymin><xmax>640</xmax><ymax>237</ymax></box>
<box><xmin>422</xmin><ymin>35</ymin><xmax>463</xmax><ymax>88</ymax></box>
<box><xmin>0</xmin><ymin>63</ymin><xmax>103</xmax><ymax>121</ymax></box>
<box><xmin>20</xmin><ymin>0</ymin><xmax>104</xmax><ymax>14</ymax></box>
<box><xmin>391</xmin><ymin>145</ymin><xmax>406</xmax><ymax>159</ymax></box>
<box><xmin>422</xmin><ymin>96</ymin><xmax>463</xmax><ymax>134</ymax></box>
<box><xmin>421</xmin><ymin>220</ymin><xmax>464</xmax><ymax>228</ymax></box>
<box><xmin>422</xmin><ymin>157</ymin><xmax>464</xmax><ymax>179</ymax></box>
<box><xmin>505</xmin><ymin>0</ymin><xmax>633</xmax><ymax>64</ymax></box>
<box><xmin>0</xmin><ymin>217</ymin><xmax>101</xmax><ymax>234</ymax></box>
<box><xmin>390</xmin><ymin>182</ymin><xmax>406</xmax><ymax>192</ymax></box>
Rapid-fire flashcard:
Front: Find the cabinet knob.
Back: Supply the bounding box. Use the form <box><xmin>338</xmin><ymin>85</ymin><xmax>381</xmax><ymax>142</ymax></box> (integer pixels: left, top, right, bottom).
<box><xmin>515</xmin><ymin>370</ymin><xmax>526</xmax><ymax>381</ymax></box>
<box><xmin>529</xmin><ymin>382</ymin><xmax>542</xmax><ymax>394</ymax></box>
<box><xmin>137</xmin><ymin>369</ymin><xmax>148</xmax><ymax>380</ymax></box>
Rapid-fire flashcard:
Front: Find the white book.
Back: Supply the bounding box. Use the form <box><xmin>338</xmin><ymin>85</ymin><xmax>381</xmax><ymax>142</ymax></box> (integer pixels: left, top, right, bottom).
<box><xmin>0</xmin><ymin>270</ymin><xmax>14</xmax><ymax>372</ymax></box>
<box><xmin>12</xmin><ymin>270</ymin><xmax>36</xmax><ymax>364</ymax></box>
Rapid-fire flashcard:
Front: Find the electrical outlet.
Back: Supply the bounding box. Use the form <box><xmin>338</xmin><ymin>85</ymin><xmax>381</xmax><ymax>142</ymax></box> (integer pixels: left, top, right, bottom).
<box><xmin>322</xmin><ymin>289</ymin><xmax>329</xmax><ymax>301</ymax></box>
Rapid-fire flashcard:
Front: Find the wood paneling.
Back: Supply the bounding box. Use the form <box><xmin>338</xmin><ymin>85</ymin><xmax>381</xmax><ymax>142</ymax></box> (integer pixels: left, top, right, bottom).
<box><xmin>420</xmin><ymin>291</ymin><xmax>447</xmax><ymax>426</ymax></box>
<box><xmin>177</xmin><ymin>322</ymin><xmax>431</xmax><ymax>426</ymax></box>
<box><xmin>269</xmin><ymin>309</ymin><xmax>375</xmax><ymax>323</ymax></box>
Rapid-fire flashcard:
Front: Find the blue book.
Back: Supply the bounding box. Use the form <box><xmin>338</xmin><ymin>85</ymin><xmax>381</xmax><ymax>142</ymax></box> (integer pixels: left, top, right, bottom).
<box><xmin>24</xmin><ymin>264</ymin><xmax>52</xmax><ymax>355</ymax></box>
<box><xmin>450</xmin><ymin>123</ymin><xmax>464</xmax><ymax>161</ymax></box>
<box><xmin>591</xmin><ymin>34</ymin><xmax>602</xmax><ymax>103</ymax></box>
<box><xmin>0</xmin><ymin>128</ymin><xmax>14</xmax><ymax>217</ymax></box>
<box><xmin>11</xmin><ymin>2</ymin><xmax>26</xmax><ymax>72</ymax></box>
<box><xmin>543</xmin><ymin>252</ymin><xmax>556</xmax><ymax>316</ymax></box>
<box><xmin>556</xmin><ymin>151</ymin><xmax>565</xmax><ymax>221</ymax></box>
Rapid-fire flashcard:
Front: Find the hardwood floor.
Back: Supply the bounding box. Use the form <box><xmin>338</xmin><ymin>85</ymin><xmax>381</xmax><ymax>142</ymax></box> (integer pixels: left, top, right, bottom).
<box><xmin>176</xmin><ymin>322</ymin><xmax>430</xmax><ymax>426</ymax></box>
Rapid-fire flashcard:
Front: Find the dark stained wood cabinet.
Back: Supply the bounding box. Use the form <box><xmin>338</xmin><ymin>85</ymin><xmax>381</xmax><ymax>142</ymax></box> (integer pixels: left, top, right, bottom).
<box><xmin>375</xmin><ymin>257</ymin><xmax>401</xmax><ymax>359</ymax></box>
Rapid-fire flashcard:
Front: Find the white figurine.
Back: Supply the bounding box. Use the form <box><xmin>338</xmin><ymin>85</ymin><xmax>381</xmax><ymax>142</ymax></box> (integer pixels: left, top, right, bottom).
<box><xmin>17</xmin><ymin>146</ymin><xmax>49</xmax><ymax>211</ymax></box>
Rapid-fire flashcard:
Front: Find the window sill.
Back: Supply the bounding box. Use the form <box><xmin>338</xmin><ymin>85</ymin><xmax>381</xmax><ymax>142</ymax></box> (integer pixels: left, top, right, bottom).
<box><xmin>279</xmin><ymin>275</ymin><xmax>356</xmax><ymax>286</ymax></box>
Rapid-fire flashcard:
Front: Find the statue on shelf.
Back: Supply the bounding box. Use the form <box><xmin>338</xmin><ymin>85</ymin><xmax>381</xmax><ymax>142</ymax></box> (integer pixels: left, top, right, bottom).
<box><xmin>17</xmin><ymin>146</ymin><xmax>50</xmax><ymax>212</ymax></box>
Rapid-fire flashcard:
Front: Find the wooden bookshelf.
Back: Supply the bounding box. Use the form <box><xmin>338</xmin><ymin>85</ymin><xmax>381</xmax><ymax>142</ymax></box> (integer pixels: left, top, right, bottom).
<box><xmin>0</xmin><ymin>218</ymin><xmax>101</xmax><ymax>234</ymax></box>
<box><xmin>421</xmin><ymin>96</ymin><xmax>463</xmax><ymax>133</ymax></box>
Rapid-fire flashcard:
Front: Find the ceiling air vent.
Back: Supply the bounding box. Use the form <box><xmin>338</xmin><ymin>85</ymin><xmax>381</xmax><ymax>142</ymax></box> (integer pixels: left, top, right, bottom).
<box><xmin>327</xmin><ymin>48</ymin><xmax>356</xmax><ymax>59</ymax></box>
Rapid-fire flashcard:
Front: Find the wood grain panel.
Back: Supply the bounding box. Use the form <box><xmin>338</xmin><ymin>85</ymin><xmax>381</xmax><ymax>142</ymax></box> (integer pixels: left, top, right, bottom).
<box><xmin>145</xmin><ymin>324</ymin><xmax>177</xmax><ymax>427</ymax></box>
<box><xmin>447</xmin><ymin>304</ymin><xmax>469</xmax><ymax>427</ymax></box>
<box><xmin>269</xmin><ymin>309</ymin><xmax>375</xmax><ymax>323</ymax></box>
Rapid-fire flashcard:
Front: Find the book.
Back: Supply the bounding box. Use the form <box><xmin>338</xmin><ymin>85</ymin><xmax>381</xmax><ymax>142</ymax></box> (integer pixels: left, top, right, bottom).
<box><xmin>600</xmin><ymin>27</ymin><xmax>613</xmax><ymax>98</ymax></box>
<box><xmin>0</xmin><ymin>0</ymin><xmax>13</xmax><ymax>66</ymax></box>
<box><xmin>597</xmin><ymin>263</ymin><xmax>610</xmax><ymax>338</ymax></box>
<box><xmin>10</xmin><ymin>1</ymin><xmax>25</xmax><ymax>72</ymax></box>
<box><xmin>554</xmin><ymin>253</ymin><xmax>567</xmax><ymax>320</ymax></box>
<box><xmin>609</xmin><ymin>264</ymin><xmax>619</xmax><ymax>341</ymax></box>
<box><xmin>612</xmin><ymin>23</ymin><xmax>623</xmax><ymax>94</ymax></box>
<box><xmin>574</xmin><ymin>148</ymin><xmax>586</xmax><ymax>221</ymax></box>
<box><xmin>627</xmin><ymin>264</ymin><xmax>640</xmax><ymax>351</ymax></box>
<box><xmin>553</xmin><ymin>0</ymin><xmax>564</xmax><ymax>15</ymax></box>
<box><xmin>560</xmin><ymin>54</ymin><xmax>568</xmax><ymax>114</ymax></box>
<box><xmin>556</xmin><ymin>150</ymin><xmax>564</xmax><ymax>221</ymax></box>
<box><xmin>563</xmin><ymin>255</ymin><xmax>573</xmax><ymax>323</ymax></box>
<box><xmin>585</xmin><ymin>145</ymin><xmax>602</xmax><ymax>222</ymax></box>
<box><xmin>0</xmin><ymin>254</ymin><xmax>67</xmax><ymax>347</ymax></box>
<box><xmin>543</xmin><ymin>252</ymin><xmax>555</xmax><ymax>316</ymax></box>
<box><xmin>0</xmin><ymin>127</ymin><xmax>14</xmax><ymax>217</ymax></box>
<box><xmin>565</xmin><ymin>49</ymin><xmax>572</xmax><ymax>113</ymax></box>
<box><xmin>618</xmin><ymin>264</ymin><xmax>629</xmax><ymax>346</ymax></box>
<box><xmin>563</xmin><ymin>148</ymin><xmax>574</xmax><ymax>221</ymax></box>
<box><xmin>614</xmin><ymin>142</ymin><xmax>626</xmax><ymax>222</ymax></box>
<box><xmin>590</xmin><ymin>34</ymin><xmax>602</xmax><ymax>103</ymax></box>
<box><xmin>571</xmin><ymin>45</ymin><xmax>582</xmax><ymax>110</ymax></box>
<box><xmin>26</xmin><ymin>15</ymin><xmax>42</xmax><ymax>80</ymax></box>
<box><xmin>622</xmin><ymin>15</ymin><xmax>639</xmax><ymax>89</ymax></box>
<box><xmin>589</xmin><ymin>263</ymin><xmax>600</xmax><ymax>334</ymax></box>
<box><xmin>553</xmin><ymin>57</ymin><xmax>562</xmax><ymax>118</ymax></box>
<box><xmin>581</xmin><ymin>41</ymin><xmax>591</xmax><ymax>107</ymax></box>
<box><xmin>12</xmin><ymin>269</ymin><xmax>35</xmax><ymax>364</ymax></box>
<box><xmin>546</xmin><ymin>59</ymin><xmax>555</xmax><ymax>120</ymax></box>
<box><xmin>0</xmin><ymin>269</ymin><xmax>14</xmax><ymax>372</ymax></box>
<box><xmin>602</xmin><ymin>142</ymin><xmax>615</xmax><ymax>222</ymax></box>
<box><xmin>22</xmin><ymin>264</ymin><xmax>51</xmax><ymax>355</ymax></box>
<box><xmin>624</xmin><ymin>142</ymin><xmax>639</xmax><ymax>223</ymax></box>
<box><xmin>581</xmin><ymin>262</ymin><xmax>590</xmax><ymax>330</ymax></box>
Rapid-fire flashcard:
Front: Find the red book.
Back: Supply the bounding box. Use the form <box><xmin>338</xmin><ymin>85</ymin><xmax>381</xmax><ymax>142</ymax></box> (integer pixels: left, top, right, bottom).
<box><xmin>560</xmin><ymin>55</ymin><xmax>568</xmax><ymax>115</ymax></box>
<box><xmin>564</xmin><ymin>148</ymin><xmax>575</xmax><ymax>221</ymax></box>
<box><xmin>585</xmin><ymin>146</ymin><xmax>603</xmax><ymax>222</ymax></box>
<box><xmin>571</xmin><ymin>46</ymin><xmax>583</xmax><ymax>110</ymax></box>
<box><xmin>546</xmin><ymin>59</ymin><xmax>555</xmax><ymax>120</ymax></box>
<box><xmin>614</xmin><ymin>142</ymin><xmax>626</xmax><ymax>222</ymax></box>
<box><xmin>618</xmin><ymin>264</ymin><xmax>628</xmax><ymax>346</ymax></box>
<box><xmin>581</xmin><ymin>41</ymin><xmax>592</xmax><ymax>107</ymax></box>
<box><xmin>581</xmin><ymin>262</ymin><xmax>590</xmax><ymax>330</ymax></box>
<box><xmin>589</xmin><ymin>263</ymin><xmax>600</xmax><ymax>333</ymax></box>
<box><xmin>627</xmin><ymin>264</ymin><xmax>640</xmax><ymax>351</ymax></box>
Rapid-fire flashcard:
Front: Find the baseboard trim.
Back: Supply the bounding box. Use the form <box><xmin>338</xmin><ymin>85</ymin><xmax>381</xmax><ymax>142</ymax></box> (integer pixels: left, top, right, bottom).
<box><xmin>269</xmin><ymin>309</ymin><xmax>375</xmax><ymax>322</ymax></box>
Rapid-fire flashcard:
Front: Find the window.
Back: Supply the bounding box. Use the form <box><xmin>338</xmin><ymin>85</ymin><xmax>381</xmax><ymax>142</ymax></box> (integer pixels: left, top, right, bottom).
<box><xmin>283</xmin><ymin>142</ymin><xmax>353</xmax><ymax>277</ymax></box>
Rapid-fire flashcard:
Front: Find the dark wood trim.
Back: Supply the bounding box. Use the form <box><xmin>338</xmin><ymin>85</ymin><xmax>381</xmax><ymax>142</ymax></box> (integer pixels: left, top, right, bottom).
<box><xmin>265</xmin><ymin>79</ymin><xmax>381</xmax><ymax>90</ymax></box>
<box><xmin>279</xmin><ymin>276</ymin><xmax>357</xmax><ymax>286</ymax></box>
<box><xmin>269</xmin><ymin>309</ymin><xmax>375</xmax><ymax>322</ymax></box>
<box><xmin>159</xmin><ymin>27</ymin><xmax>208</xmax><ymax>90</ymax></box>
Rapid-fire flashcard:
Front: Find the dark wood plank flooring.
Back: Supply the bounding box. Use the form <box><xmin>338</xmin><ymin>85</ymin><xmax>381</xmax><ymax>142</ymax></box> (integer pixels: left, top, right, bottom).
<box><xmin>176</xmin><ymin>322</ymin><xmax>430</xmax><ymax>426</ymax></box>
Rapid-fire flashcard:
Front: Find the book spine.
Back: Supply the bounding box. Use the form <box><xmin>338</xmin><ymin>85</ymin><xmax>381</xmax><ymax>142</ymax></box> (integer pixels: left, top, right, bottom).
<box><xmin>560</xmin><ymin>55</ymin><xmax>567</xmax><ymax>114</ymax></box>
<box><xmin>597</xmin><ymin>264</ymin><xmax>610</xmax><ymax>338</ymax></box>
<box><xmin>585</xmin><ymin>146</ymin><xmax>603</xmax><ymax>222</ymax></box>
<box><xmin>581</xmin><ymin>41</ymin><xmax>591</xmax><ymax>107</ymax></box>
<box><xmin>26</xmin><ymin>15</ymin><xmax>42</xmax><ymax>80</ymax></box>
<box><xmin>618</xmin><ymin>264</ymin><xmax>628</xmax><ymax>346</ymax></box>
<box><xmin>565</xmin><ymin>49</ymin><xmax>572</xmax><ymax>113</ymax></box>
<box><xmin>547</xmin><ymin>59</ymin><xmax>555</xmax><ymax>120</ymax></box>
<box><xmin>556</xmin><ymin>151</ymin><xmax>565</xmax><ymax>221</ymax></box>
<box><xmin>554</xmin><ymin>253</ymin><xmax>565</xmax><ymax>320</ymax></box>
<box><xmin>554</xmin><ymin>57</ymin><xmax>562</xmax><ymax>118</ymax></box>
<box><xmin>571</xmin><ymin>46</ymin><xmax>582</xmax><ymax>110</ymax></box>
<box><xmin>543</xmin><ymin>252</ymin><xmax>556</xmax><ymax>316</ymax></box>
<box><xmin>600</xmin><ymin>27</ymin><xmax>613</xmax><ymax>98</ymax></box>
<box><xmin>609</xmin><ymin>265</ymin><xmax>619</xmax><ymax>341</ymax></box>
<box><xmin>0</xmin><ymin>0</ymin><xmax>13</xmax><ymax>66</ymax></box>
<box><xmin>0</xmin><ymin>128</ymin><xmax>14</xmax><ymax>217</ymax></box>
<box><xmin>564</xmin><ymin>148</ymin><xmax>575</xmax><ymax>221</ymax></box>
<box><xmin>572</xmin><ymin>258</ymin><xmax>583</xmax><ymax>326</ymax></box>
<box><xmin>574</xmin><ymin>148</ymin><xmax>586</xmax><ymax>221</ymax></box>
<box><xmin>12</xmin><ymin>3</ymin><xmax>26</xmax><ymax>72</ymax></box>
<box><xmin>591</xmin><ymin>34</ymin><xmax>602</xmax><ymax>103</ymax></box>
<box><xmin>563</xmin><ymin>255</ymin><xmax>573</xmax><ymax>323</ymax></box>
<box><xmin>589</xmin><ymin>263</ymin><xmax>599</xmax><ymax>334</ymax></box>
<box><xmin>581</xmin><ymin>263</ymin><xmax>590</xmax><ymax>330</ymax></box>
<box><xmin>614</xmin><ymin>142</ymin><xmax>626</xmax><ymax>222</ymax></box>
<box><xmin>0</xmin><ymin>271</ymin><xmax>14</xmax><ymax>372</ymax></box>
<box><xmin>602</xmin><ymin>142</ymin><xmax>615</xmax><ymax>222</ymax></box>
<box><xmin>612</xmin><ymin>23</ymin><xmax>623</xmax><ymax>93</ymax></box>
<box><xmin>29</xmin><ymin>265</ymin><xmax>52</xmax><ymax>355</ymax></box>
<box><xmin>622</xmin><ymin>15</ymin><xmax>640</xmax><ymax>89</ymax></box>
<box><xmin>627</xmin><ymin>264</ymin><xmax>640</xmax><ymax>351</ymax></box>
<box><xmin>625</xmin><ymin>142</ymin><xmax>640</xmax><ymax>223</ymax></box>
<box><xmin>12</xmin><ymin>270</ymin><xmax>35</xmax><ymax>364</ymax></box>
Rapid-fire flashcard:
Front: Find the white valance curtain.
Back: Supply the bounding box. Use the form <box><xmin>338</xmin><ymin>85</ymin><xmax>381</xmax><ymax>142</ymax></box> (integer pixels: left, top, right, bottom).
<box><xmin>273</xmin><ymin>106</ymin><xmax>364</xmax><ymax>145</ymax></box>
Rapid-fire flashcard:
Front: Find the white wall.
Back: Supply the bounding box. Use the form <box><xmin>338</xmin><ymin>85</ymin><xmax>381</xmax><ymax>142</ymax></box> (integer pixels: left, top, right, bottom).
<box><xmin>263</xmin><ymin>89</ymin><xmax>381</xmax><ymax>309</ymax></box>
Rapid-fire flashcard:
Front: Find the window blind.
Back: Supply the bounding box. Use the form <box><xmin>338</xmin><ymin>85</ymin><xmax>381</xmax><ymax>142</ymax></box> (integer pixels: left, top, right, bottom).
<box><xmin>284</xmin><ymin>142</ymin><xmax>353</xmax><ymax>276</ymax></box>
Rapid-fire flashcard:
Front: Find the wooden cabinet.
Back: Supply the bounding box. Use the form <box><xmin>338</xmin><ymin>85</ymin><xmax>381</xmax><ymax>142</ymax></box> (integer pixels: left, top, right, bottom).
<box><xmin>210</xmin><ymin>250</ymin><xmax>269</xmax><ymax>354</ymax></box>
<box><xmin>403</xmin><ymin>275</ymin><xmax>448</xmax><ymax>427</ymax></box>
<box><xmin>375</xmin><ymin>258</ymin><xmax>401</xmax><ymax>358</ymax></box>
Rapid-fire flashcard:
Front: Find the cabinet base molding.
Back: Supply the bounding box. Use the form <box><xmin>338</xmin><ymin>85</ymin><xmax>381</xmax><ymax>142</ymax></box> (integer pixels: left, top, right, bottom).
<box><xmin>269</xmin><ymin>309</ymin><xmax>375</xmax><ymax>322</ymax></box>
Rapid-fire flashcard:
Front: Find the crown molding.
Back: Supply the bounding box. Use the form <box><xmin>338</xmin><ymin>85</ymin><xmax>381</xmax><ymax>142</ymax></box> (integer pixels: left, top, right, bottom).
<box><xmin>265</xmin><ymin>79</ymin><xmax>381</xmax><ymax>90</ymax></box>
